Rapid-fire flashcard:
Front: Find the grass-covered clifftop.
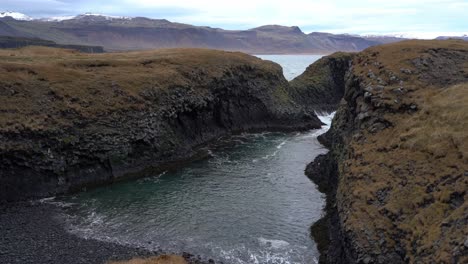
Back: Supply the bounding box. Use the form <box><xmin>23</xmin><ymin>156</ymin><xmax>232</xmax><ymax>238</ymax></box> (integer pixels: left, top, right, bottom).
<box><xmin>0</xmin><ymin>47</ymin><xmax>321</xmax><ymax>202</ymax></box>
<box><xmin>306</xmin><ymin>40</ymin><xmax>468</xmax><ymax>263</ymax></box>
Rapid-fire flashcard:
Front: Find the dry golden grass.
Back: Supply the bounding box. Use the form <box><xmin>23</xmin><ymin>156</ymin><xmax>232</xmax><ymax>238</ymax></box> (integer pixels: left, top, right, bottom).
<box><xmin>354</xmin><ymin>39</ymin><xmax>468</xmax><ymax>71</ymax></box>
<box><xmin>399</xmin><ymin>83</ymin><xmax>468</xmax><ymax>163</ymax></box>
<box><xmin>108</xmin><ymin>255</ymin><xmax>187</xmax><ymax>264</ymax></box>
<box><xmin>0</xmin><ymin>46</ymin><xmax>282</xmax><ymax>133</ymax></box>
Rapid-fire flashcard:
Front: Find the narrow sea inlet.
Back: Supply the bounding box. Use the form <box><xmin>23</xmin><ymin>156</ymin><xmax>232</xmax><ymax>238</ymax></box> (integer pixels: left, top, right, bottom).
<box><xmin>256</xmin><ymin>55</ymin><xmax>323</xmax><ymax>81</ymax></box>
<box><xmin>57</xmin><ymin>55</ymin><xmax>327</xmax><ymax>264</ymax></box>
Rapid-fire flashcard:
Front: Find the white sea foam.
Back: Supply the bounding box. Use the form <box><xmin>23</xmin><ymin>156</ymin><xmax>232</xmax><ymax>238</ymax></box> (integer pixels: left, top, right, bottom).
<box><xmin>262</xmin><ymin>150</ymin><xmax>279</xmax><ymax>160</ymax></box>
<box><xmin>216</xmin><ymin>245</ymin><xmax>304</xmax><ymax>264</ymax></box>
<box><xmin>87</xmin><ymin>210</ymin><xmax>104</xmax><ymax>226</ymax></box>
<box><xmin>258</xmin><ymin>237</ymin><xmax>291</xmax><ymax>249</ymax></box>
<box><xmin>316</xmin><ymin>111</ymin><xmax>335</xmax><ymax>127</ymax></box>
<box><xmin>207</xmin><ymin>149</ymin><xmax>214</xmax><ymax>157</ymax></box>
<box><xmin>276</xmin><ymin>140</ymin><xmax>287</xmax><ymax>149</ymax></box>
<box><xmin>208</xmin><ymin>155</ymin><xmax>233</xmax><ymax>165</ymax></box>
<box><xmin>300</xmin><ymin>112</ymin><xmax>335</xmax><ymax>138</ymax></box>
<box><xmin>34</xmin><ymin>196</ymin><xmax>76</xmax><ymax>208</ymax></box>
<box><xmin>38</xmin><ymin>196</ymin><xmax>56</xmax><ymax>203</ymax></box>
<box><xmin>138</xmin><ymin>171</ymin><xmax>167</xmax><ymax>183</ymax></box>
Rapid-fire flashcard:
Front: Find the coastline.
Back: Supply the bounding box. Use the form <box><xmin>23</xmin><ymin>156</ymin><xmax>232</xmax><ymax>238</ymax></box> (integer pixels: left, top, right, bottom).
<box><xmin>0</xmin><ymin>201</ymin><xmax>216</xmax><ymax>264</ymax></box>
<box><xmin>0</xmin><ymin>202</ymin><xmax>154</xmax><ymax>264</ymax></box>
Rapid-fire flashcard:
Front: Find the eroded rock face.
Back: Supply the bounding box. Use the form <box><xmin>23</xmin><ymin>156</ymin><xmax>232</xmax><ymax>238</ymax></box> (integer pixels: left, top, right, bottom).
<box><xmin>289</xmin><ymin>52</ymin><xmax>354</xmax><ymax>113</ymax></box>
<box><xmin>306</xmin><ymin>40</ymin><xmax>468</xmax><ymax>264</ymax></box>
<box><xmin>0</xmin><ymin>47</ymin><xmax>322</xmax><ymax>202</ymax></box>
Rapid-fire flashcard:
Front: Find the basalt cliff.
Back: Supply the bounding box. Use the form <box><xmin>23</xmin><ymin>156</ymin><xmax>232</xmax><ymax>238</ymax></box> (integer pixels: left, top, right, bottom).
<box><xmin>302</xmin><ymin>40</ymin><xmax>468</xmax><ymax>263</ymax></box>
<box><xmin>289</xmin><ymin>52</ymin><xmax>354</xmax><ymax>112</ymax></box>
<box><xmin>0</xmin><ymin>47</ymin><xmax>321</xmax><ymax>202</ymax></box>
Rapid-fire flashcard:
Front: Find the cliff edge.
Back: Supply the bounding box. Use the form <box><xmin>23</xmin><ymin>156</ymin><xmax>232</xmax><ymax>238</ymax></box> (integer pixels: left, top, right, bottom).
<box><xmin>305</xmin><ymin>40</ymin><xmax>468</xmax><ymax>263</ymax></box>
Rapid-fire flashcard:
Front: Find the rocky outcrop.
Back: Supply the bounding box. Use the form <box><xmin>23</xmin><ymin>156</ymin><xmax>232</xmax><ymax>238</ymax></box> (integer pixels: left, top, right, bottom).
<box><xmin>306</xmin><ymin>40</ymin><xmax>468</xmax><ymax>263</ymax></box>
<box><xmin>289</xmin><ymin>52</ymin><xmax>354</xmax><ymax>113</ymax></box>
<box><xmin>0</xmin><ymin>47</ymin><xmax>321</xmax><ymax>202</ymax></box>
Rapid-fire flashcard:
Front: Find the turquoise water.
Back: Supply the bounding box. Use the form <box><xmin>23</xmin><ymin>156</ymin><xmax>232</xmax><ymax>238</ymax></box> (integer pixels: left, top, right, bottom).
<box><xmin>58</xmin><ymin>55</ymin><xmax>328</xmax><ymax>264</ymax></box>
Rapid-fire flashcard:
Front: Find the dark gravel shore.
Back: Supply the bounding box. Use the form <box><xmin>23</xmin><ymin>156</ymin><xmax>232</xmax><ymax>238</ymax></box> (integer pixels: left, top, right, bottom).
<box><xmin>0</xmin><ymin>202</ymin><xmax>209</xmax><ymax>264</ymax></box>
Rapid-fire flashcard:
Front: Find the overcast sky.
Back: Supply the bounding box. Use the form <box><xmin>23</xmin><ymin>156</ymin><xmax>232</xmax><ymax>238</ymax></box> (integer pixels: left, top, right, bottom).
<box><xmin>2</xmin><ymin>0</ymin><xmax>467</xmax><ymax>38</ymax></box>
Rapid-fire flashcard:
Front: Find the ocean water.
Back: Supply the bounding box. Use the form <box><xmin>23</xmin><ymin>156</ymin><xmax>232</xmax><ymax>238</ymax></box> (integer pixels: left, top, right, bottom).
<box><xmin>255</xmin><ymin>55</ymin><xmax>322</xmax><ymax>81</ymax></box>
<box><xmin>56</xmin><ymin>55</ymin><xmax>329</xmax><ymax>264</ymax></box>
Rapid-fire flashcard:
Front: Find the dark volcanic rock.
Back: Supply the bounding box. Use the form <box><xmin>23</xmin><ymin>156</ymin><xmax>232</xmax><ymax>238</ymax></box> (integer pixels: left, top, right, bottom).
<box><xmin>290</xmin><ymin>52</ymin><xmax>354</xmax><ymax>113</ymax></box>
<box><xmin>0</xmin><ymin>202</ymin><xmax>212</xmax><ymax>264</ymax></box>
<box><xmin>0</xmin><ymin>202</ymin><xmax>152</xmax><ymax>264</ymax></box>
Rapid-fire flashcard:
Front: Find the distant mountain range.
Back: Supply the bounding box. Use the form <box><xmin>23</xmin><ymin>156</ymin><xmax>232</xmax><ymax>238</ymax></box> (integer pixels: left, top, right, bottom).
<box><xmin>0</xmin><ymin>11</ymin><xmax>464</xmax><ymax>53</ymax></box>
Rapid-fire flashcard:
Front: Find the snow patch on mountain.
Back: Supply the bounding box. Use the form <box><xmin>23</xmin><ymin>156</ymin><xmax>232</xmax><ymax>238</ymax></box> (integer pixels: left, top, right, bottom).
<box><xmin>363</xmin><ymin>34</ymin><xmax>407</xmax><ymax>39</ymax></box>
<box><xmin>39</xmin><ymin>16</ymin><xmax>77</xmax><ymax>22</ymax></box>
<box><xmin>1</xmin><ymin>11</ymin><xmax>134</xmax><ymax>22</ymax></box>
<box><xmin>0</xmin><ymin>11</ymin><xmax>33</xmax><ymax>21</ymax></box>
<box><xmin>74</xmin><ymin>13</ymin><xmax>133</xmax><ymax>20</ymax></box>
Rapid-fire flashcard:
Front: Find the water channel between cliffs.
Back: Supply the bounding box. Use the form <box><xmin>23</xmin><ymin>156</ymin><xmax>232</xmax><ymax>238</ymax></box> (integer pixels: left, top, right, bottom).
<box><xmin>56</xmin><ymin>55</ymin><xmax>331</xmax><ymax>264</ymax></box>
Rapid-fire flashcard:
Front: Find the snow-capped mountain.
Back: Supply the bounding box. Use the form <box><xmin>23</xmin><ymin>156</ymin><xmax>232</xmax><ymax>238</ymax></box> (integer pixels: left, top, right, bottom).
<box><xmin>74</xmin><ymin>12</ymin><xmax>133</xmax><ymax>20</ymax></box>
<box><xmin>0</xmin><ymin>11</ymin><xmax>406</xmax><ymax>53</ymax></box>
<box><xmin>0</xmin><ymin>11</ymin><xmax>33</xmax><ymax>21</ymax></box>
<box><xmin>39</xmin><ymin>15</ymin><xmax>77</xmax><ymax>22</ymax></box>
<box><xmin>363</xmin><ymin>34</ymin><xmax>407</xmax><ymax>39</ymax></box>
<box><xmin>39</xmin><ymin>13</ymin><xmax>134</xmax><ymax>22</ymax></box>
<box><xmin>0</xmin><ymin>11</ymin><xmax>133</xmax><ymax>22</ymax></box>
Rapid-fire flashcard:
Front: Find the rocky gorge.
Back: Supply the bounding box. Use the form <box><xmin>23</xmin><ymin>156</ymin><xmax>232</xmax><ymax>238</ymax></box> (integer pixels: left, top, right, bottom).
<box><xmin>0</xmin><ymin>47</ymin><xmax>322</xmax><ymax>203</ymax></box>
